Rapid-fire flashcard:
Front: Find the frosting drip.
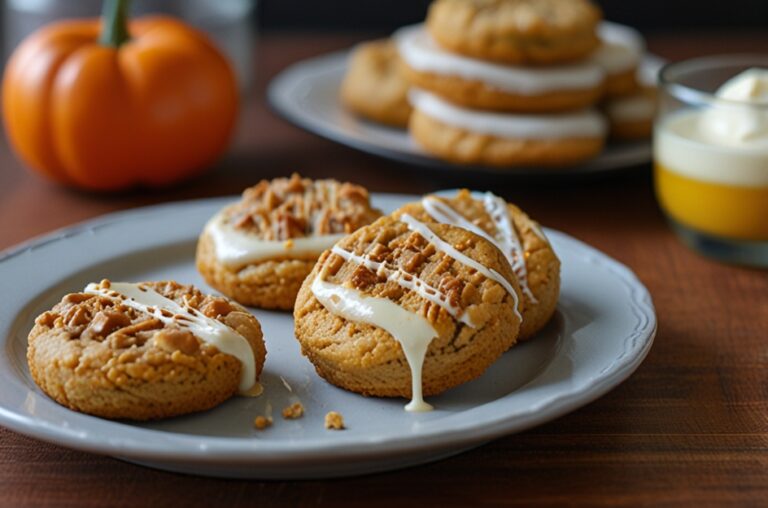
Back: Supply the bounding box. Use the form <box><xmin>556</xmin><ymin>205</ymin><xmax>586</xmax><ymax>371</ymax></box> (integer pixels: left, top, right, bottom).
<box><xmin>310</xmin><ymin>275</ymin><xmax>436</xmax><ymax>412</ymax></box>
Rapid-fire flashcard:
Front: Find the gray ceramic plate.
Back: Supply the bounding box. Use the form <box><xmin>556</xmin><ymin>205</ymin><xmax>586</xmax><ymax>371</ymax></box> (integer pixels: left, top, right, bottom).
<box><xmin>268</xmin><ymin>27</ymin><xmax>665</xmax><ymax>179</ymax></box>
<box><xmin>0</xmin><ymin>193</ymin><xmax>656</xmax><ymax>478</ymax></box>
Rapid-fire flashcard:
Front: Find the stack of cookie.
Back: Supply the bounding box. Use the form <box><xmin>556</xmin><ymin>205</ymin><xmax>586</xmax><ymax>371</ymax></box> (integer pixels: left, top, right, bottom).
<box><xmin>340</xmin><ymin>0</ymin><xmax>656</xmax><ymax>168</ymax></box>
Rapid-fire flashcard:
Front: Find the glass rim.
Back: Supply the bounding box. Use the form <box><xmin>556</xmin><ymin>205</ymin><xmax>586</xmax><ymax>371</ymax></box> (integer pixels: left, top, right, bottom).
<box><xmin>659</xmin><ymin>53</ymin><xmax>768</xmax><ymax>109</ymax></box>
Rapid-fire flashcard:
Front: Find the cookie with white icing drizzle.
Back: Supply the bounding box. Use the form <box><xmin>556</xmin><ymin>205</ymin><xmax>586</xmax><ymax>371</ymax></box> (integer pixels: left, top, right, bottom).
<box><xmin>393</xmin><ymin>189</ymin><xmax>560</xmax><ymax>340</ymax></box>
<box><xmin>294</xmin><ymin>215</ymin><xmax>523</xmax><ymax>411</ymax></box>
<box><xmin>196</xmin><ymin>174</ymin><xmax>382</xmax><ymax>310</ymax></box>
<box><xmin>27</xmin><ymin>280</ymin><xmax>266</xmax><ymax>420</ymax></box>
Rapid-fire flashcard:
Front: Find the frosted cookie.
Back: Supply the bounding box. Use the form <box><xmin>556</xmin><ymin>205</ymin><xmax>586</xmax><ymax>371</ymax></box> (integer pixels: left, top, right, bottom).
<box><xmin>340</xmin><ymin>39</ymin><xmax>412</xmax><ymax>128</ymax></box>
<box><xmin>590</xmin><ymin>23</ymin><xmax>645</xmax><ymax>98</ymax></box>
<box><xmin>27</xmin><ymin>280</ymin><xmax>267</xmax><ymax>420</ymax></box>
<box><xmin>426</xmin><ymin>0</ymin><xmax>602</xmax><ymax>65</ymax></box>
<box><xmin>409</xmin><ymin>88</ymin><xmax>606</xmax><ymax>167</ymax></box>
<box><xmin>396</xmin><ymin>24</ymin><xmax>604</xmax><ymax>113</ymax></box>
<box><xmin>294</xmin><ymin>215</ymin><xmax>523</xmax><ymax>411</ymax></box>
<box><xmin>393</xmin><ymin>190</ymin><xmax>559</xmax><ymax>339</ymax></box>
<box><xmin>603</xmin><ymin>86</ymin><xmax>656</xmax><ymax>140</ymax></box>
<box><xmin>197</xmin><ymin>174</ymin><xmax>382</xmax><ymax>310</ymax></box>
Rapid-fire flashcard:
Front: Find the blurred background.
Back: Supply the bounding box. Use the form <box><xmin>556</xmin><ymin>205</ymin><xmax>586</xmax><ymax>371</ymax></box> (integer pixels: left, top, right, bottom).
<box><xmin>4</xmin><ymin>0</ymin><xmax>766</xmax><ymax>93</ymax></box>
<box><xmin>4</xmin><ymin>0</ymin><xmax>768</xmax><ymax>60</ymax></box>
<box><xmin>260</xmin><ymin>0</ymin><xmax>768</xmax><ymax>31</ymax></box>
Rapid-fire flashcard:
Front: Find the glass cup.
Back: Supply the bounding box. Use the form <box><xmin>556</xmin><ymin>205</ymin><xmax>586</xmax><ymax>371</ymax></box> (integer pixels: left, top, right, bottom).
<box><xmin>654</xmin><ymin>54</ymin><xmax>768</xmax><ymax>267</ymax></box>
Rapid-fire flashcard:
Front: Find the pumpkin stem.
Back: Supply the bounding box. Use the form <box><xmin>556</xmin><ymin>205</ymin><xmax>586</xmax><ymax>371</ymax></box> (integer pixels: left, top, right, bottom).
<box><xmin>99</xmin><ymin>0</ymin><xmax>131</xmax><ymax>48</ymax></box>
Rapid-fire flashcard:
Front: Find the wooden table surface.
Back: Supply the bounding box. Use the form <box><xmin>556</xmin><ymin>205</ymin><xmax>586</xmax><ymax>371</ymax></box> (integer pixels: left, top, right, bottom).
<box><xmin>1</xmin><ymin>31</ymin><xmax>767</xmax><ymax>507</ymax></box>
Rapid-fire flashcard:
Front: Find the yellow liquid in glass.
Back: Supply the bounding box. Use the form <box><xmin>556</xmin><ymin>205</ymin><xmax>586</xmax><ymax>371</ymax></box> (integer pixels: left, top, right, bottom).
<box><xmin>655</xmin><ymin>164</ymin><xmax>768</xmax><ymax>241</ymax></box>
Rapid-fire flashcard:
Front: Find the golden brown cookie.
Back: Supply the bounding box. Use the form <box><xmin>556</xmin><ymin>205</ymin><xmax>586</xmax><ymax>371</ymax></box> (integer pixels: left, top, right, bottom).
<box><xmin>27</xmin><ymin>280</ymin><xmax>266</xmax><ymax>420</ymax></box>
<box><xmin>340</xmin><ymin>39</ymin><xmax>412</xmax><ymax>127</ymax></box>
<box><xmin>409</xmin><ymin>89</ymin><xmax>606</xmax><ymax>168</ymax></box>
<box><xmin>392</xmin><ymin>190</ymin><xmax>559</xmax><ymax>339</ymax></box>
<box><xmin>603</xmin><ymin>86</ymin><xmax>656</xmax><ymax>141</ymax></box>
<box><xmin>426</xmin><ymin>0</ymin><xmax>602</xmax><ymax>65</ymax></box>
<box><xmin>294</xmin><ymin>215</ymin><xmax>524</xmax><ymax>406</ymax></box>
<box><xmin>197</xmin><ymin>174</ymin><xmax>382</xmax><ymax>310</ymax></box>
<box><xmin>396</xmin><ymin>24</ymin><xmax>605</xmax><ymax>113</ymax></box>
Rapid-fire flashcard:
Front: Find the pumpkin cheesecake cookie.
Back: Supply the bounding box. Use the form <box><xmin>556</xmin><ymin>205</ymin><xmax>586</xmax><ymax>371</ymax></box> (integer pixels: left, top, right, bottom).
<box><xmin>340</xmin><ymin>39</ymin><xmax>412</xmax><ymax>127</ymax></box>
<box><xmin>392</xmin><ymin>190</ymin><xmax>559</xmax><ymax>340</ymax></box>
<box><xmin>426</xmin><ymin>0</ymin><xmax>602</xmax><ymax>65</ymax></box>
<box><xmin>409</xmin><ymin>88</ymin><xmax>606</xmax><ymax>167</ymax></box>
<box><xmin>590</xmin><ymin>22</ymin><xmax>645</xmax><ymax>98</ymax></box>
<box><xmin>27</xmin><ymin>279</ymin><xmax>266</xmax><ymax>420</ymax></box>
<box><xmin>603</xmin><ymin>86</ymin><xmax>656</xmax><ymax>141</ymax></box>
<box><xmin>396</xmin><ymin>24</ymin><xmax>605</xmax><ymax>113</ymax></box>
<box><xmin>197</xmin><ymin>174</ymin><xmax>382</xmax><ymax>310</ymax></box>
<box><xmin>294</xmin><ymin>215</ymin><xmax>523</xmax><ymax>410</ymax></box>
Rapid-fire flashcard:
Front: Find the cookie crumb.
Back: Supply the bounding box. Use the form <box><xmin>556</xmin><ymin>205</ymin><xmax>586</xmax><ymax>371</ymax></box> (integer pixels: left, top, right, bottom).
<box><xmin>282</xmin><ymin>402</ymin><xmax>304</xmax><ymax>419</ymax></box>
<box><xmin>253</xmin><ymin>416</ymin><xmax>273</xmax><ymax>430</ymax></box>
<box><xmin>324</xmin><ymin>411</ymin><xmax>345</xmax><ymax>430</ymax></box>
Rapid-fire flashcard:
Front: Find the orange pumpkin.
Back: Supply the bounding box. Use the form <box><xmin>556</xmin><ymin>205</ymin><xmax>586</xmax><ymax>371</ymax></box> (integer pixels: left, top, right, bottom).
<box><xmin>2</xmin><ymin>0</ymin><xmax>238</xmax><ymax>190</ymax></box>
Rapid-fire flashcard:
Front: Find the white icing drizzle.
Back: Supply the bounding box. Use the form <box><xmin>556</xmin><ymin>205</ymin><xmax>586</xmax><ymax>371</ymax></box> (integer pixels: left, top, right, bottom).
<box><xmin>395</xmin><ymin>24</ymin><xmax>604</xmax><ymax>94</ymax></box>
<box><xmin>205</xmin><ymin>211</ymin><xmax>345</xmax><ymax>269</ymax></box>
<box><xmin>400</xmin><ymin>214</ymin><xmax>523</xmax><ymax>322</ymax></box>
<box><xmin>331</xmin><ymin>245</ymin><xmax>474</xmax><ymax>327</ymax></box>
<box><xmin>84</xmin><ymin>282</ymin><xmax>257</xmax><ymax>394</ymax></box>
<box><xmin>481</xmin><ymin>193</ymin><xmax>537</xmax><ymax>303</ymax></box>
<box><xmin>310</xmin><ymin>275</ymin><xmax>436</xmax><ymax>412</ymax></box>
<box><xmin>410</xmin><ymin>88</ymin><xmax>607</xmax><ymax>140</ymax></box>
<box><xmin>421</xmin><ymin>195</ymin><xmax>536</xmax><ymax>302</ymax></box>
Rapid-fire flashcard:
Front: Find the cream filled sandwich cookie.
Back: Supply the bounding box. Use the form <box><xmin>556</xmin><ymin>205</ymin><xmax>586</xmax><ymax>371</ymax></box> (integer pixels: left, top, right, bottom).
<box><xmin>603</xmin><ymin>86</ymin><xmax>656</xmax><ymax>140</ymax></box>
<box><xmin>340</xmin><ymin>39</ymin><xmax>413</xmax><ymax>128</ymax></box>
<box><xmin>294</xmin><ymin>215</ymin><xmax>523</xmax><ymax>412</ymax></box>
<box><xmin>27</xmin><ymin>279</ymin><xmax>267</xmax><ymax>420</ymax></box>
<box><xmin>408</xmin><ymin>88</ymin><xmax>607</xmax><ymax>167</ymax></box>
<box><xmin>393</xmin><ymin>190</ymin><xmax>559</xmax><ymax>340</ymax></box>
<box><xmin>426</xmin><ymin>0</ymin><xmax>602</xmax><ymax>65</ymax></box>
<box><xmin>590</xmin><ymin>22</ymin><xmax>645</xmax><ymax>98</ymax></box>
<box><xmin>396</xmin><ymin>24</ymin><xmax>605</xmax><ymax>113</ymax></box>
<box><xmin>197</xmin><ymin>174</ymin><xmax>382</xmax><ymax>310</ymax></box>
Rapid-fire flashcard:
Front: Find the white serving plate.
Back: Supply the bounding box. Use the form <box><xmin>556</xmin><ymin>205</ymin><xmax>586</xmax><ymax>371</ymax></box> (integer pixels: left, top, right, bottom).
<box><xmin>0</xmin><ymin>193</ymin><xmax>656</xmax><ymax>478</ymax></box>
<box><xmin>268</xmin><ymin>23</ymin><xmax>665</xmax><ymax>179</ymax></box>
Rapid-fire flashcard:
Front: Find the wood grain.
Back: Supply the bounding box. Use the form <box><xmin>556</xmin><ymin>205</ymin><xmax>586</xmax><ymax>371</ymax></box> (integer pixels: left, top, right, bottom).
<box><xmin>1</xmin><ymin>31</ymin><xmax>767</xmax><ymax>507</ymax></box>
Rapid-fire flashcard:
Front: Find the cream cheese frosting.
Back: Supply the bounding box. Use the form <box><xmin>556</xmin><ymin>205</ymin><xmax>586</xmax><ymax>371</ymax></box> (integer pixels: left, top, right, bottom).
<box><xmin>395</xmin><ymin>24</ymin><xmax>605</xmax><ymax>95</ymax></box>
<box><xmin>410</xmin><ymin>88</ymin><xmax>607</xmax><ymax>140</ymax></box>
<box><xmin>205</xmin><ymin>210</ymin><xmax>346</xmax><ymax>269</ymax></box>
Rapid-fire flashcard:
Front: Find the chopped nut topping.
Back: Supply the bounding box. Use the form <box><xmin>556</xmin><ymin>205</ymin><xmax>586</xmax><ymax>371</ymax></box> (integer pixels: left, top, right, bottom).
<box><xmin>282</xmin><ymin>402</ymin><xmax>304</xmax><ymax>419</ymax></box>
<box><xmin>154</xmin><ymin>328</ymin><xmax>199</xmax><ymax>355</ymax></box>
<box><xmin>35</xmin><ymin>311</ymin><xmax>57</xmax><ymax>328</ymax></box>
<box><xmin>253</xmin><ymin>416</ymin><xmax>273</xmax><ymax>430</ymax></box>
<box><xmin>84</xmin><ymin>310</ymin><xmax>131</xmax><ymax>340</ymax></box>
<box><xmin>324</xmin><ymin>411</ymin><xmax>345</xmax><ymax>430</ymax></box>
<box><xmin>200</xmin><ymin>299</ymin><xmax>232</xmax><ymax>319</ymax></box>
<box><xmin>223</xmin><ymin>174</ymin><xmax>381</xmax><ymax>241</ymax></box>
<box><xmin>350</xmin><ymin>265</ymin><xmax>378</xmax><ymax>289</ymax></box>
